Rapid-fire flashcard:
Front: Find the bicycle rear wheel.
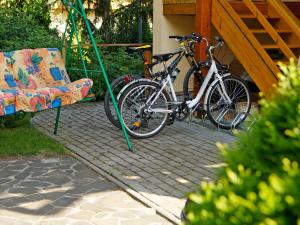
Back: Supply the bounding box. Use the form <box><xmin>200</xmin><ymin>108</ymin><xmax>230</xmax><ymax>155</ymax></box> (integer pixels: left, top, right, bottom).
<box><xmin>206</xmin><ymin>76</ymin><xmax>251</xmax><ymax>129</ymax></box>
<box><xmin>118</xmin><ymin>80</ymin><xmax>171</xmax><ymax>139</ymax></box>
<box><xmin>104</xmin><ymin>74</ymin><xmax>138</xmax><ymax>128</ymax></box>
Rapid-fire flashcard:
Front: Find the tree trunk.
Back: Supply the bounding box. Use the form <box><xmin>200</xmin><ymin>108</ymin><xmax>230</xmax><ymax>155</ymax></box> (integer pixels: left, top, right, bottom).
<box><xmin>95</xmin><ymin>0</ymin><xmax>111</xmax><ymax>21</ymax></box>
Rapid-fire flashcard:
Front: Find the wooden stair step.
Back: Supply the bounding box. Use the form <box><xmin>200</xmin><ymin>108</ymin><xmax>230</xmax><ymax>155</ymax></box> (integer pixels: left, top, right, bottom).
<box><xmin>240</xmin><ymin>14</ymin><xmax>280</xmax><ymax>19</ymax></box>
<box><xmin>251</xmin><ymin>29</ymin><xmax>292</xmax><ymax>34</ymax></box>
<box><xmin>263</xmin><ymin>44</ymin><xmax>300</xmax><ymax>49</ymax></box>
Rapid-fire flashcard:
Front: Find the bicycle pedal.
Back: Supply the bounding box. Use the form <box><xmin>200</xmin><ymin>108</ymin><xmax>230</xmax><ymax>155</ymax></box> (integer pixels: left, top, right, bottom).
<box><xmin>167</xmin><ymin>113</ymin><xmax>175</xmax><ymax>126</ymax></box>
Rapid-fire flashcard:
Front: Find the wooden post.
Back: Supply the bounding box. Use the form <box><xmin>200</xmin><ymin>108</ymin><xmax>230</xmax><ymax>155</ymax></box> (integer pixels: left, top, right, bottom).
<box><xmin>194</xmin><ymin>0</ymin><xmax>212</xmax><ymax>116</ymax></box>
<box><xmin>144</xmin><ymin>49</ymin><xmax>152</xmax><ymax>79</ymax></box>
<box><xmin>195</xmin><ymin>0</ymin><xmax>212</xmax><ymax>68</ymax></box>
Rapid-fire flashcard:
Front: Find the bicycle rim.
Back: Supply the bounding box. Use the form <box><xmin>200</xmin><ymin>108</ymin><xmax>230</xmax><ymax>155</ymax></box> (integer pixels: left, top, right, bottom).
<box><xmin>206</xmin><ymin>77</ymin><xmax>251</xmax><ymax>129</ymax></box>
<box><xmin>104</xmin><ymin>75</ymin><xmax>136</xmax><ymax>128</ymax></box>
<box><xmin>120</xmin><ymin>83</ymin><xmax>169</xmax><ymax>138</ymax></box>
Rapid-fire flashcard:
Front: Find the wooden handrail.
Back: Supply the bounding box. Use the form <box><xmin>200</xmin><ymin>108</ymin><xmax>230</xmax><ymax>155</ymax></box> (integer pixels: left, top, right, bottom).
<box><xmin>267</xmin><ymin>0</ymin><xmax>300</xmax><ymax>41</ymax></box>
<box><xmin>72</xmin><ymin>43</ymin><xmax>152</xmax><ymax>48</ymax></box>
<box><xmin>212</xmin><ymin>0</ymin><xmax>279</xmax><ymax>94</ymax></box>
<box><xmin>243</xmin><ymin>0</ymin><xmax>295</xmax><ymax>60</ymax></box>
<box><xmin>217</xmin><ymin>0</ymin><xmax>279</xmax><ymax>76</ymax></box>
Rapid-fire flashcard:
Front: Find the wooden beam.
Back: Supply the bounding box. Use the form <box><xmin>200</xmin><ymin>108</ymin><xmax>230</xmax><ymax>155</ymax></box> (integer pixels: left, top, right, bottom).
<box><xmin>195</xmin><ymin>0</ymin><xmax>212</xmax><ymax>62</ymax></box>
<box><xmin>268</xmin><ymin>0</ymin><xmax>300</xmax><ymax>41</ymax></box>
<box><xmin>244</xmin><ymin>0</ymin><xmax>295</xmax><ymax>60</ymax></box>
<box><xmin>162</xmin><ymin>1</ymin><xmax>300</xmax><ymax>17</ymax></box>
<box><xmin>193</xmin><ymin>0</ymin><xmax>211</xmax><ymax>107</ymax></box>
<box><xmin>143</xmin><ymin>50</ymin><xmax>152</xmax><ymax>79</ymax></box>
<box><xmin>212</xmin><ymin>0</ymin><xmax>278</xmax><ymax>94</ymax></box>
<box><xmin>163</xmin><ymin>4</ymin><xmax>195</xmax><ymax>15</ymax></box>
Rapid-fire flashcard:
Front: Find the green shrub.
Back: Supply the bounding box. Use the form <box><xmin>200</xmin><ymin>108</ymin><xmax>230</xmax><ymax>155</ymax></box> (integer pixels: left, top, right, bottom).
<box><xmin>185</xmin><ymin>60</ymin><xmax>300</xmax><ymax>225</ymax></box>
<box><xmin>67</xmin><ymin>46</ymin><xmax>144</xmax><ymax>99</ymax></box>
<box><xmin>0</xmin><ymin>8</ymin><xmax>61</xmax><ymax>52</ymax></box>
<box><xmin>1</xmin><ymin>0</ymin><xmax>51</xmax><ymax>27</ymax></box>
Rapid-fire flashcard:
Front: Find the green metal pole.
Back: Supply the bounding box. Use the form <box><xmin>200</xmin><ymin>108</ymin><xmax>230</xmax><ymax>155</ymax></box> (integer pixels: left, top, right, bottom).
<box><xmin>54</xmin><ymin>107</ymin><xmax>61</xmax><ymax>134</ymax></box>
<box><xmin>69</xmin><ymin>10</ymin><xmax>89</xmax><ymax>79</ymax></box>
<box><xmin>76</xmin><ymin>0</ymin><xmax>132</xmax><ymax>151</ymax></box>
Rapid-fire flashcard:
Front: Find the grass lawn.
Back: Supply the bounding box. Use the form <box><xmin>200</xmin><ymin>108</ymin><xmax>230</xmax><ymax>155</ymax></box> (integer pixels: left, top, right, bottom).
<box><xmin>0</xmin><ymin>115</ymin><xmax>66</xmax><ymax>156</ymax></box>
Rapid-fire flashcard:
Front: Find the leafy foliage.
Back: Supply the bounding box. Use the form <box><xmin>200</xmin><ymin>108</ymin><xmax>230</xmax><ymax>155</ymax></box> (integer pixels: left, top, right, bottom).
<box><xmin>0</xmin><ymin>0</ymin><xmax>51</xmax><ymax>27</ymax></box>
<box><xmin>0</xmin><ymin>8</ymin><xmax>61</xmax><ymax>51</ymax></box>
<box><xmin>99</xmin><ymin>0</ymin><xmax>153</xmax><ymax>43</ymax></box>
<box><xmin>67</xmin><ymin>46</ymin><xmax>144</xmax><ymax>99</ymax></box>
<box><xmin>185</xmin><ymin>60</ymin><xmax>300</xmax><ymax>225</ymax></box>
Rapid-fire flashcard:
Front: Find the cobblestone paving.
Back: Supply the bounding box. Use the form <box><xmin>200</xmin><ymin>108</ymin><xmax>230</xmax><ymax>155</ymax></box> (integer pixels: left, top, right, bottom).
<box><xmin>0</xmin><ymin>157</ymin><xmax>172</xmax><ymax>225</ymax></box>
<box><xmin>33</xmin><ymin>102</ymin><xmax>234</xmax><ymax>220</ymax></box>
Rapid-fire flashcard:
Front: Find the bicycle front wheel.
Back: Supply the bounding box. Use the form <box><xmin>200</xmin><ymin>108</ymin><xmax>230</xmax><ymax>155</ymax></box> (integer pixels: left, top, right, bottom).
<box><xmin>206</xmin><ymin>76</ymin><xmax>251</xmax><ymax>129</ymax></box>
<box><xmin>118</xmin><ymin>80</ymin><xmax>171</xmax><ymax>139</ymax></box>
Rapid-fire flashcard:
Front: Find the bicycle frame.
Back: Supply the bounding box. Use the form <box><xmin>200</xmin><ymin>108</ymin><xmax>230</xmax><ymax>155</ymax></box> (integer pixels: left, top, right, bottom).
<box><xmin>147</xmin><ymin>59</ymin><xmax>232</xmax><ymax>114</ymax></box>
<box><xmin>117</xmin><ymin>46</ymin><xmax>194</xmax><ymax>101</ymax></box>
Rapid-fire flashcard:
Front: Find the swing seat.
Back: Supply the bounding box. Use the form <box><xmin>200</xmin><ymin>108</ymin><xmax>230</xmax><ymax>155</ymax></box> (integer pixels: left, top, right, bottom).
<box><xmin>0</xmin><ymin>48</ymin><xmax>93</xmax><ymax>116</ymax></box>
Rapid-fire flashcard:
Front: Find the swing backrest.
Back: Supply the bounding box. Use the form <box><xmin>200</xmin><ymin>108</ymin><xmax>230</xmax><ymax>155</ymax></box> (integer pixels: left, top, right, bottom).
<box><xmin>0</xmin><ymin>48</ymin><xmax>71</xmax><ymax>90</ymax></box>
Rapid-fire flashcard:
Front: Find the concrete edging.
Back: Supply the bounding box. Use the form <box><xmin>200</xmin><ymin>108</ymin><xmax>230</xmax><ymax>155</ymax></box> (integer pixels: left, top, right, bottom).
<box><xmin>70</xmin><ymin>152</ymin><xmax>181</xmax><ymax>225</ymax></box>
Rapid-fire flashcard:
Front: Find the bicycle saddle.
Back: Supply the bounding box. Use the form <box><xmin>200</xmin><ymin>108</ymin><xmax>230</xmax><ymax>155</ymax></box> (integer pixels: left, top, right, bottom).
<box><xmin>152</xmin><ymin>53</ymin><xmax>174</xmax><ymax>62</ymax></box>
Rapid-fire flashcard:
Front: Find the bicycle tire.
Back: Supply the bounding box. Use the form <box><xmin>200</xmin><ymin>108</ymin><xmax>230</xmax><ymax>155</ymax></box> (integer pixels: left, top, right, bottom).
<box><xmin>104</xmin><ymin>74</ymin><xmax>138</xmax><ymax>128</ymax></box>
<box><xmin>118</xmin><ymin>80</ymin><xmax>171</xmax><ymax>139</ymax></box>
<box><xmin>183</xmin><ymin>66</ymin><xmax>203</xmax><ymax>99</ymax></box>
<box><xmin>206</xmin><ymin>76</ymin><xmax>251</xmax><ymax>129</ymax></box>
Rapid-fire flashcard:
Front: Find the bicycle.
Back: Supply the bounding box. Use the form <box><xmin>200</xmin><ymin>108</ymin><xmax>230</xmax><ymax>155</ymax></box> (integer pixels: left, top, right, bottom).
<box><xmin>104</xmin><ymin>34</ymin><xmax>207</xmax><ymax>128</ymax></box>
<box><xmin>104</xmin><ymin>45</ymin><xmax>160</xmax><ymax>128</ymax></box>
<box><xmin>118</xmin><ymin>33</ymin><xmax>251</xmax><ymax>139</ymax></box>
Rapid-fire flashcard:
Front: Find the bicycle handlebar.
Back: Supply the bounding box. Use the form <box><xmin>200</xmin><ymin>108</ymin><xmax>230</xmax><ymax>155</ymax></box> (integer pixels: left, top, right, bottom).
<box><xmin>169</xmin><ymin>33</ymin><xmax>224</xmax><ymax>47</ymax></box>
<box><xmin>169</xmin><ymin>33</ymin><xmax>202</xmax><ymax>43</ymax></box>
<box><xmin>169</xmin><ymin>33</ymin><xmax>225</xmax><ymax>59</ymax></box>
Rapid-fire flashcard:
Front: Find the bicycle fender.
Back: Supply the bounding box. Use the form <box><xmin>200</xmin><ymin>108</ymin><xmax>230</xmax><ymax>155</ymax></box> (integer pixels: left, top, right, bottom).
<box><xmin>203</xmin><ymin>73</ymin><xmax>231</xmax><ymax>111</ymax></box>
<box><xmin>117</xmin><ymin>78</ymin><xmax>152</xmax><ymax>100</ymax></box>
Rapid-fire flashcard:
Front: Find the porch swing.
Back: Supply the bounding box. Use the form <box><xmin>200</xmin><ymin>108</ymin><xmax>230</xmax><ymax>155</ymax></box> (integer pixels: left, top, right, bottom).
<box><xmin>0</xmin><ymin>0</ymin><xmax>132</xmax><ymax>151</ymax></box>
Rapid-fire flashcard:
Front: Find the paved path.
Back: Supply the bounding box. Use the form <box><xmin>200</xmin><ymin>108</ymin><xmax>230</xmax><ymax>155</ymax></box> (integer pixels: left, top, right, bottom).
<box><xmin>33</xmin><ymin>102</ymin><xmax>234</xmax><ymax>221</ymax></box>
<box><xmin>0</xmin><ymin>157</ymin><xmax>172</xmax><ymax>225</ymax></box>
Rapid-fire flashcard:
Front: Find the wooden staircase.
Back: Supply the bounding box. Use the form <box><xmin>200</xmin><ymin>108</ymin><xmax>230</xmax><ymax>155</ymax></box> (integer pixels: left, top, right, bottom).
<box><xmin>212</xmin><ymin>0</ymin><xmax>300</xmax><ymax>93</ymax></box>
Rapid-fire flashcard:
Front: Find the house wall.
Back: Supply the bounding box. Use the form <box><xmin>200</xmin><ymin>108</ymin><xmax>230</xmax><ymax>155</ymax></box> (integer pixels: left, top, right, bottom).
<box><xmin>153</xmin><ymin>0</ymin><xmax>195</xmax><ymax>93</ymax></box>
<box><xmin>153</xmin><ymin>0</ymin><xmax>238</xmax><ymax>92</ymax></box>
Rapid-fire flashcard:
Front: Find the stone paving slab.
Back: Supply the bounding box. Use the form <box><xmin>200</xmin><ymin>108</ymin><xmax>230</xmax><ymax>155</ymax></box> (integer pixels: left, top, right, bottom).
<box><xmin>0</xmin><ymin>157</ymin><xmax>172</xmax><ymax>225</ymax></box>
<box><xmin>33</xmin><ymin>102</ymin><xmax>234</xmax><ymax>221</ymax></box>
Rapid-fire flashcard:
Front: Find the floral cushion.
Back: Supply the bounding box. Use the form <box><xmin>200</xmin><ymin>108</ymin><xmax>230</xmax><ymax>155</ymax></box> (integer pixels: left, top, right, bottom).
<box><xmin>0</xmin><ymin>52</ymin><xmax>16</xmax><ymax>89</ymax></box>
<box><xmin>0</xmin><ymin>89</ymin><xmax>23</xmax><ymax>116</ymax></box>
<box><xmin>32</xmin><ymin>48</ymin><xmax>71</xmax><ymax>86</ymax></box>
<box><xmin>0</xmin><ymin>48</ymin><xmax>93</xmax><ymax>116</ymax></box>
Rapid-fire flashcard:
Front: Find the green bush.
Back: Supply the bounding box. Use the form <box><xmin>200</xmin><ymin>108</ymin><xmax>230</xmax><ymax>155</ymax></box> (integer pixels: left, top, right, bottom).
<box><xmin>99</xmin><ymin>0</ymin><xmax>153</xmax><ymax>43</ymax></box>
<box><xmin>1</xmin><ymin>0</ymin><xmax>51</xmax><ymax>27</ymax></box>
<box><xmin>185</xmin><ymin>60</ymin><xmax>300</xmax><ymax>225</ymax></box>
<box><xmin>0</xmin><ymin>8</ymin><xmax>61</xmax><ymax>52</ymax></box>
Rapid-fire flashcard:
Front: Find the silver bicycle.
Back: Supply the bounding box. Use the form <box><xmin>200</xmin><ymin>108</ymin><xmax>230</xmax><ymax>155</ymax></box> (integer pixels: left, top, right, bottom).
<box><xmin>118</xmin><ymin>34</ymin><xmax>251</xmax><ymax>139</ymax></box>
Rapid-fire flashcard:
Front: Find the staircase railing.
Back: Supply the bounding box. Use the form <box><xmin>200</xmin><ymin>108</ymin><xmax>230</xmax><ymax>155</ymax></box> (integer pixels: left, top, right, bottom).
<box><xmin>243</xmin><ymin>0</ymin><xmax>295</xmax><ymax>59</ymax></box>
<box><xmin>267</xmin><ymin>0</ymin><xmax>300</xmax><ymax>40</ymax></box>
<box><xmin>212</xmin><ymin>0</ymin><xmax>280</xmax><ymax>93</ymax></box>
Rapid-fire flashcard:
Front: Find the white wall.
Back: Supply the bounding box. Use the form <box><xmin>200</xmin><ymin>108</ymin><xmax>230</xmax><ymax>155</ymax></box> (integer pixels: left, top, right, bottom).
<box><xmin>153</xmin><ymin>0</ymin><xmax>195</xmax><ymax>92</ymax></box>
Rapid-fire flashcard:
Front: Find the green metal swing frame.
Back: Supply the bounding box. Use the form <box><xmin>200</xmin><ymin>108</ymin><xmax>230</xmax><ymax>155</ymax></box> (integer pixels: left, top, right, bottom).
<box><xmin>54</xmin><ymin>0</ymin><xmax>132</xmax><ymax>151</ymax></box>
